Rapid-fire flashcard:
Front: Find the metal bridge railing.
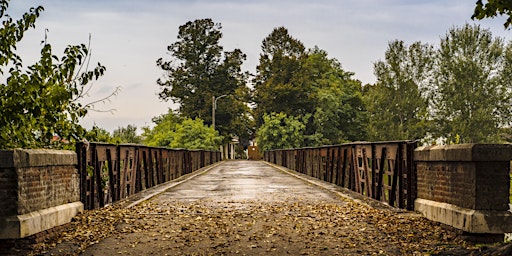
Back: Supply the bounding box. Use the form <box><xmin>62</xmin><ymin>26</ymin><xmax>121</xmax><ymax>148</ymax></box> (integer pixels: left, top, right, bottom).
<box><xmin>264</xmin><ymin>141</ymin><xmax>418</xmax><ymax>210</ymax></box>
<box><xmin>76</xmin><ymin>142</ymin><xmax>221</xmax><ymax>210</ymax></box>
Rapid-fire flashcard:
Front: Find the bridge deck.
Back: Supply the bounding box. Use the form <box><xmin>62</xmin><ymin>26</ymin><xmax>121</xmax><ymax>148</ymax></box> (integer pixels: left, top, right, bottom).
<box><xmin>58</xmin><ymin>161</ymin><xmax>467</xmax><ymax>255</ymax></box>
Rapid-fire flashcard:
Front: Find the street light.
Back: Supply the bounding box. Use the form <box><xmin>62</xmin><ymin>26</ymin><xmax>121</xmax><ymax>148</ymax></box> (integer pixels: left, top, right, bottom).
<box><xmin>212</xmin><ymin>94</ymin><xmax>228</xmax><ymax>130</ymax></box>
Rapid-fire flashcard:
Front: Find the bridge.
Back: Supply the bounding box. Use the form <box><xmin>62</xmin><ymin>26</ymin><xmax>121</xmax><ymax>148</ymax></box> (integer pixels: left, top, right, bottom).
<box><xmin>1</xmin><ymin>142</ymin><xmax>512</xmax><ymax>255</ymax></box>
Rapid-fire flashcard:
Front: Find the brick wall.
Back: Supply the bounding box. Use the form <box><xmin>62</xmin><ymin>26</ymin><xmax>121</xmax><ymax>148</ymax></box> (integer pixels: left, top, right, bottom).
<box><xmin>0</xmin><ymin>149</ymin><xmax>79</xmax><ymax>216</ymax></box>
<box><xmin>0</xmin><ymin>151</ymin><xmax>18</xmax><ymax>217</ymax></box>
<box><xmin>414</xmin><ymin>144</ymin><xmax>512</xmax><ymax>235</ymax></box>
<box><xmin>17</xmin><ymin>165</ymin><xmax>80</xmax><ymax>215</ymax></box>
<box><xmin>0</xmin><ymin>149</ymin><xmax>82</xmax><ymax>239</ymax></box>
<box><xmin>415</xmin><ymin>144</ymin><xmax>511</xmax><ymax>211</ymax></box>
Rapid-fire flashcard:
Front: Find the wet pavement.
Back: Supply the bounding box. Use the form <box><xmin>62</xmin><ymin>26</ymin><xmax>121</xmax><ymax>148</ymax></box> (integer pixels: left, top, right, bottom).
<box><xmin>153</xmin><ymin>160</ymin><xmax>343</xmax><ymax>203</ymax></box>
<box><xmin>65</xmin><ymin>160</ymin><xmax>470</xmax><ymax>255</ymax></box>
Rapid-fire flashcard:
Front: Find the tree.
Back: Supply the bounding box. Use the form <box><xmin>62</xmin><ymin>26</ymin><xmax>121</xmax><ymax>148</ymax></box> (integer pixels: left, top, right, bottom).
<box><xmin>169</xmin><ymin>118</ymin><xmax>222</xmax><ymax>150</ymax></box>
<box><xmin>156</xmin><ymin>18</ymin><xmax>249</xmax><ymax>141</ymax></box>
<box><xmin>432</xmin><ymin>24</ymin><xmax>512</xmax><ymax>143</ymax></box>
<box><xmin>210</xmin><ymin>49</ymin><xmax>253</xmax><ymax>142</ymax></box>
<box><xmin>252</xmin><ymin>27</ymin><xmax>311</xmax><ymax>127</ymax></box>
<box><xmin>365</xmin><ymin>40</ymin><xmax>434</xmax><ymax>141</ymax></box>
<box><xmin>256</xmin><ymin>112</ymin><xmax>307</xmax><ymax>151</ymax></box>
<box><xmin>142</xmin><ymin>109</ymin><xmax>181</xmax><ymax>147</ymax></box>
<box><xmin>472</xmin><ymin>0</ymin><xmax>512</xmax><ymax>29</ymax></box>
<box><xmin>112</xmin><ymin>124</ymin><xmax>141</xmax><ymax>144</ymax></box>
<box><xmin>142</xmin><ymin>110</ymin><xmax>222</xmax><ymax>150</ymax></box>
<box><xmin>0</xmin><ymin>1</ymin><xmax>107</xmax><ymax>149</ymax></box>
<box><xmin>85</xmin><ymin>125</ymin><xmax>114</xmax><ymax>143</ymax></box>
<box><xmin>304</xmin><ymin>47</ymin><xmax>367</xmax><ymax>145</ymax></box>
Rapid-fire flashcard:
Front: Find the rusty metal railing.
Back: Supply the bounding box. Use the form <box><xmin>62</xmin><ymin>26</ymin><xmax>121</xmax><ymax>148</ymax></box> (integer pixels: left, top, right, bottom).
<box><xmin>77</xmin><ymin>142</ymin><xmax>221</xmax><ymax>210</ymax></box>
<box><xmin>264</xmin><ymin>141</ymin><xmax>417</xmax><ymax>210</ymax></box>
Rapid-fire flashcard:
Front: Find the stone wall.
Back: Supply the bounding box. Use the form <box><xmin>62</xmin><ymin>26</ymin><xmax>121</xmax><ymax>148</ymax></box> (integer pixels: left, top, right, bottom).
<box><xmin>0</xmin><ymin>149</ymin><xmax>83</xmax><ymax>239</ymax></box>
<box><xmin>414</xmin><ymin>144</ymin><xmax>512</xmax><ymax>235</ymax></box>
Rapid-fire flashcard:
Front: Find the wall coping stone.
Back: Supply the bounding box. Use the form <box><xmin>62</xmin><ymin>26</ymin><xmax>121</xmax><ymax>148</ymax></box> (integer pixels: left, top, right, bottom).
<box><xmin>0</xmin><ymin>201</ymin><xmax>83</xmax><ymax>239</ymax></box>
<box><xmin>414</xmin><ymin>143</ymin><xmax>512</xmax><ymax>162</ymax></box>
<box><xmin>415</xmin><ymin>198</ymin><xmax>512</xmax><ymax>234</ymax></box>
<box><xmin>0</xmin><ymin>149</ymin><xmax>77</xmax><ymax>168</ymax></box>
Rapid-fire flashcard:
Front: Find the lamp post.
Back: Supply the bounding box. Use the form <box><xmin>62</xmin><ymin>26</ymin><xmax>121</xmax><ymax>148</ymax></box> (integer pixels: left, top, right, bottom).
<box><xmin>212</xmin><ymin>94</ymin><xmax>227</xmax><ymax>130</ymax></box>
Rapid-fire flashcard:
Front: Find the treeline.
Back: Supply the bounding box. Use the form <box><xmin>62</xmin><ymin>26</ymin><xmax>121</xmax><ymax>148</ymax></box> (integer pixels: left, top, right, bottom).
<box><xmin>2</xmin><ymin>0</ymin><xmax>512</xmax><ymax>150</ymax></box>
<box><xmin>149</xmin><ymin>19</ymin><xmax>512</xmax><ymax>151</ymax></box>
<box><xmin>259</xmin><ymin>24</ymin><xmax>512</xmax><ymax>150</ymax></box>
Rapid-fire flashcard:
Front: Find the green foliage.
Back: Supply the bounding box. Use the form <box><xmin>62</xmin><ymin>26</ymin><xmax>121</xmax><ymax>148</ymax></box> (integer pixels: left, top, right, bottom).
<box><xmin>85</xmin><ymin>126</ymin><xmax>114</xmax><ymax>143</ymax></box>
<box><xmin>256</xmin><ymin>112</ymin><xmax>307</xmax><ymax>151</ymax></box>
<box><xmin>433</xmin><ymin>24</ymin><xmax>512</xmax><ymax>143</ymax></box>
<box><xmin>305</xmin><ymin>47</ymin><xmax>367</xmax><ymax>145</ymax></box>
<box><xmin>142</xmin><ymin>110</ymin><xmax>221</xmax><ymax>150</ymax></box>
<box><xmin>112</xmin><ymin>124</ymin><xmax>141</xmax><ymax>144</ymax></box>
<box><xmin>170</xmin><ymin>118</ymin><xmax>222</xmax><ymax>150</ymax></box>
<box><xmin>252</xmin><ymin>31</ymin><xmax>368</xmax><ymax>147</ymax></box>
<box><xmin>252</xmin><ymin>27</ymin><xmax>311</xmax><ymax>127</ymax></box>
<box><xmin>157</xmin><ymin>18</ymin><xmax>250</xmax><ymax>141</ymax></box>
<box><xmin>365</xmin><ymin>40</ymin><xmax>434</xmax><ymax>142</ymax></box>
<box><xmin>365</xmin><ymin>25</ymin><xmax>512</xmax><ymax>144</ymax></box>
<box><xmin>142</xmin><ymin>110</ymin><xmax>180</xmax><ymax>147</ymax></box>
<box><xmin>0</xmin><ymin>1</ymin><xmax>106</xmax><ymax>149</ymax></box>
<box><xmin>472</xmin><ymin>0</ymin><xmax>512</xmax><ymax>29</ymax></box>
<box><xmin>0</xmin><ymin>1</ymin><xmax>43</xmax><ymax>68</ymax></box>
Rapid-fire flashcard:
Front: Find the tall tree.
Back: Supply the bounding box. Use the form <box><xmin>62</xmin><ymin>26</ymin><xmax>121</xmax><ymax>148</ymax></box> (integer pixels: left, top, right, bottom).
<box><xmin>433</xmin><ymin>24</ymin><xmax>512</xmax><ymax>143</ymax></box>
<box><xmin>252</xmin><ymin>27</ymin><xmax>311</xmax><ymax>127</ymax></box>
<box><xmin>0</xmin><ymin>1</ymin><xmax>107</xmax><ymax>149</ymax></box>
<box><xmin>305</xmin><ymin>47</ymin><xmax>367</xmax><ymax>145</ymax></box>
<box><xmin>156</xmin><ymin>18</ymin><xmax>249</xmax><ymax>140</ymax></box>
<box><xmin>365</xmin><ymin>40</ymin><xmax>434</xmax><ymax>141</ymax></box>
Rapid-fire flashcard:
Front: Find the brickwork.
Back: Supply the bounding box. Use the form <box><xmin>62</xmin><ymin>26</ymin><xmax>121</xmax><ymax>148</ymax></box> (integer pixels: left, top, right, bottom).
<box><xmin>17</xmin><ymin>165</ymin><xmax>80</xmax><ymax>215</ymax></box>
<box><xmin>0</xmin><ymin>167</ymin><xmax>18</xmax><ymax>217</ymax></box>
<box><xmin>0</xmin><ymin>149</ymin><xmax>79</xmax><ymax>217</ymax></box>
<box><xmin>414</xmin><ymin>144</ymin><xmax>512</xmax><ymax>235</ymax></box>
<box><xmin>416</xmin><ymin>162</ymin><xmax>475</xmax><ymax>209</ymax></box>
<box><xmin>0</xmin><ymin>149</ymin><xmax>82</xmax><ymax>239</ymax></box>
<box><xmin>415</xmin><ymin>144</ymin><xmax>511</xmax><ymax>211</ymax></box>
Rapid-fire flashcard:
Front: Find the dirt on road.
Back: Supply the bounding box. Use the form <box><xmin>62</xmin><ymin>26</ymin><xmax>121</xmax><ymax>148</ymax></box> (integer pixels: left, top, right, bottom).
<box><xmin>15</xmin><ymin>161</ymin><xmax>511</xmax><ymax>255</ymax></box>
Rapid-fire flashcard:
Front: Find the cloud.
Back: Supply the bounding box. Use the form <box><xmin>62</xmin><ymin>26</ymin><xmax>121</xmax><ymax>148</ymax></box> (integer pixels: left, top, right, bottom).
<box><xmin>9</xmin><ymin>0</ymin><xmax>511</xmax><ymax>133</ymax></box>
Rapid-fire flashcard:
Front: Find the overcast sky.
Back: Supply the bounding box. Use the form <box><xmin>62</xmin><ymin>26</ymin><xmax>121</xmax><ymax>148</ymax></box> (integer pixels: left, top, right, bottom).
<box><xmin>7</xmin><ymin>0</ymin><xmax>512</xmax><ymax>133</ymax></box>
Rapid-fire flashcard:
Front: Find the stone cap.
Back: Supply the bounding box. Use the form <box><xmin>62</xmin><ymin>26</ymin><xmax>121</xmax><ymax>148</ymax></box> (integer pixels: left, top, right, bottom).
<box><xmin>0</xmin><ymin>149</ymin><xmax>77</xmax><ymax>168</ymax></box>
<box><xmin>414</xmin><ymin>144</ymin><xmax>512</xmax><ymax>162</ymax></box>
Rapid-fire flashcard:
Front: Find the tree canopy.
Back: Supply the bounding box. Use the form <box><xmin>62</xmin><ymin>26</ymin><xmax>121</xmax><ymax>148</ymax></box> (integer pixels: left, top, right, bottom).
<box><xmin>473</xmin><ymin>0</ymin><xmax>512</xmax><ymax>29</ymax></box>
<box><xmin>252</xmin><ymin>28</ymin><xmax>367</xmax><ymax>147</ymax></box>
<box><xmin>432</xmin><ymin>24</ymin><xmax>512</xmax><ymax>143</ymax></box>
<box><xmin>142</xmin><ymin>110</ymin><xmax>181</xmax><ymax>147</ymax></box>
<box><xmin>142</xmin><ymin>110</ymin><xmax>222</xmax><ymax>150</ymax></box>
<box><xmin>156</xmin><ymin>18</ymin><xmax>250</xmax><ymax>143</ymax></box>
<box><xmin>169</xmin><ymin>118</ymin><xmax>222</xmax><ymax>150</ymax></box>
<box><xmin>252</xmin><ymin>27</ymin><xmax>310</xmax><ymax>127</ymax></box>
<box><xmin>0</xmin><ymin>1</ymin><xmax>106</xmax><ymax>149</ymax></box>
<box><xmin>364</xmin><ymin>40</ymin><xmax>434</xmax><ymax>142</ymax></box>
<box><xmin>305</xmin><ymin>47</ymin><xmax>367</xmax><ymax>145</ymax></box>
<box><xmin>364</xmin><ymin>24</ymin><xmax>512</xmax><ymax>144</ymax></box>
<box><xmin>112</xmin><ymin>125</ymin><xmax>141</xmax><ymax>144</ymax></box>
<box><xmin>256</xmin><ymin>112</ymin><xmax>307</xmax><ymax>151</ymax></box>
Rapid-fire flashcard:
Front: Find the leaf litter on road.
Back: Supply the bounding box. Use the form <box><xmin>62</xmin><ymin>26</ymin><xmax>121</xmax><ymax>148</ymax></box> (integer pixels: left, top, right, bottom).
<box><xmin>26</xmin><ymin>194</ymin><xmax>511</xmax><ymax>256</ymax></box>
